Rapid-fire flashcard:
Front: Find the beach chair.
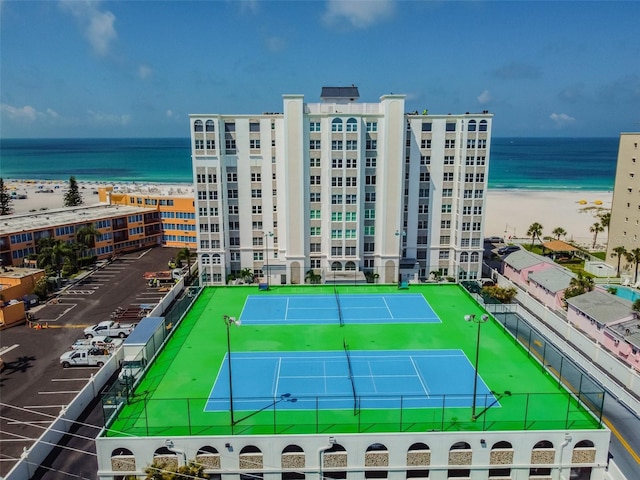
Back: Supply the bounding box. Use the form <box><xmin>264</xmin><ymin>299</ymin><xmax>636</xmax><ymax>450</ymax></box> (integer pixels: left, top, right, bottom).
<box><xmin>622</xmin><ymin>278</ymin><xmax>630</xmax><ymax>287</ymax></box>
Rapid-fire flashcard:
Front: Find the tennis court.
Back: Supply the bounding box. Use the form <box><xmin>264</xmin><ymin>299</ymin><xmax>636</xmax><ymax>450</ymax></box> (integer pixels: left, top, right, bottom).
<box><xmin>206</xmin><ymin>349</ymin><xmax>493</xmax><ymax>411</ymax></box>
<box><xmin>239</xmin><ymin>293</ymin><xmax>440</xmax><ymax>325</ymax></box>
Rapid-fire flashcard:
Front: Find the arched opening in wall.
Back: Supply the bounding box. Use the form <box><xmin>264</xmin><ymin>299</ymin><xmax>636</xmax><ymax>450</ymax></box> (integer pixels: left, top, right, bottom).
<box><xmin>323</xmin><ymin>443</ymin><xmax>347</xmax><ymax>479</ymax></box>
<box><xmin>468</xmin><ymin>120</ymin><xmax>477</xmax><ymax>132</ymax></box>
<box><xmin>530</xmin><ymin>440</ymin><xmax>554</xmax><ymax>477</ymax></box>
<box><xmin>281</xmin><ymin>444</ymin><xmax>305</xmax><ymax>480</ymax></box>
<box><xmin>447</xmin><ymin>442</ymin><xmax>471</xmax><ymax>478</ymax></box>
<box><xmin>240</xmin><ymin>445</ymin><xmax>263</xmax><ymax>480</ymax></box>
<box><xmin>153</xmin><ymin>447</ymin><xmax>179</xmax><ymax>471</ymax></box>
<box><xmin>196</xmin><ymin>446</ymin><xmax>221</xmax><ymax>479</ymax></box>
<box><xmin>533</xmin><ymin>440</ymin><xmax>554</xmax><ymax>449</ymax></box>
<box><xmin>332</xmin><ymin>118</ymin><xmax>343</xmax><ymax>132</ymax></box>
<box><xmin>406</xmin><ymin>442</ymin><xmax>430</xmax><ymax>478</ymax></box>
<box><xmin>205</xmin><ymin>120</ymin><xmax>215</xmax><ymax>132</ymax></box>
<box><xmin>479</xmin><ymin>120</ymin><xmax>488</xmax><ymax>132</ymax></box>
<box><xmin>346</xmin><ymin>118</ymin><xmax>358</xmax><ymax>132</ymax></box>
<box><xmin>111</xmin><ymin>447</ymin><xmax>135</xmax><ymax>474</ymax></box>
<box><xmin>194</xmin><ymin>120</ymin><xmax>203</xmax><ymax>132</ymax></box>
<box><xmin>364</xmin><ymin>443</ymin><xmax>388</xmax><ymax>478</ymax></box>
<box><xmin>489</xmin><ymin>440</ymin><xmax>513</xmax><ymax>477</ymax></box>
<box><xmin>570</xmin><ymin>440</ymin><xmax>595</xmax><ymax>480</ymax></box>
<box><xmin>345</xmin><ymin>261</ymin><xmax>356</xmax><ymax>271</ymax></box>
<box><xmin>331</xmin><ymin>261</ymin><xmax>343</xmax><ymax>271</ymax></box>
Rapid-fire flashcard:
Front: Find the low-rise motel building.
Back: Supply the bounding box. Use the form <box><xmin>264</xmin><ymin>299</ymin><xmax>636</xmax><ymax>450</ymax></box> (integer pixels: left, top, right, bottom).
<box><xmin>95</xmin><ymin>284</ymin><xmax>610</xmax><ymax>480</ymax></box>
<box><xmin>0</xmin><ymin>204</ymin><xmax>163</xmax><ymax>269</ymax></box>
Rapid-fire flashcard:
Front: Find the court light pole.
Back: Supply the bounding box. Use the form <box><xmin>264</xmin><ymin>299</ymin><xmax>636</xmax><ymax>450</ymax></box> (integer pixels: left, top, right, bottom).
<box><xmin>464</xmin><ymin>313</ymin><xmax>489</xmax><ymax>421</ymax></box>
<box><xmin>263</xmin><ymin>231</ymin><xmax>273</xmax><ymax>288</ymax></box>
<box><xmin>395</xmin><ymin>229</ymin><xmax>406</xmax><ymax>283</ymax></box>
<box><xmin>223</xmin><ymin>315</ymin><xmax>241</xmax><ymax>427</ymax></box>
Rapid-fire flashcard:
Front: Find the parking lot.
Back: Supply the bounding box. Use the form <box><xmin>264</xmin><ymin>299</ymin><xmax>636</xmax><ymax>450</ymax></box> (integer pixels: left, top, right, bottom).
<box><xmin>0</xmin><ymin>246</ymin><xmax>182</xmax><ymax>478</ymax></box>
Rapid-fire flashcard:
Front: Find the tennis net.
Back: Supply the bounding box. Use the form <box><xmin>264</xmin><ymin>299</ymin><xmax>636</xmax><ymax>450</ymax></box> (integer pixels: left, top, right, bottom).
<box><xmin>343</xmin><ymin>339</ymin><xmax>359</xmax><ymax>415</ymax></box>
<box><xmin>334</xmin><ymin>284</ymin><xmax>344</xmax><ymax>327</ymax></box>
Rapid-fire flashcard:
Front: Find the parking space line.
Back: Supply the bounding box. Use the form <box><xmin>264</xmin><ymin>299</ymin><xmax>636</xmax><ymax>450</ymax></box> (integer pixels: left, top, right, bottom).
<box><xmin>51</xmin><ymin>378</ymin><xmax>92</xmax><ymax>382</ymax></box>
<box><xmin>24</xmin><ymin>405</ymin><xmax>67</xmax><ymax>409</ymax></box>
<box><xmin>38</xmin><ymin>391</ymin><xmax>81</xmax><ymax>395</ymax></box>
<box><xmin>5</xmin><ymin>420</ymin><xmax>51</xmax><ymax>425</ymax></box>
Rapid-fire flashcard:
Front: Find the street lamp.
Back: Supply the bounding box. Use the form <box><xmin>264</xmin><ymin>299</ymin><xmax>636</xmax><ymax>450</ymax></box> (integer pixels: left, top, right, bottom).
<box><xmin>395</xmin><ymin>229</ymin><xmax>406</xmax><ymax>283</ymax></box>
<box><xmin>223</xmin><ymin>315</ymin><xmax>241</xmax><ymax>426</ymax></box>
<box><xmin>464</xmin><ymin>313</ymin><xmax>489</xmax><ymax>421</ymax></box>
<box><xmin>263</xmin><ymin>231</ymin><xmax>274</xmax><ymax>288</ymax></box>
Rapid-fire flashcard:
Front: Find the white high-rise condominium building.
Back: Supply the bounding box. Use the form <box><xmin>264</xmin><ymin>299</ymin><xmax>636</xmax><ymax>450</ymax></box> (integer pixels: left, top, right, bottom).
<box><xmin>190</xmin><ymin>87</ymin><xmax>493</xmax><ymax>286</ymax></box>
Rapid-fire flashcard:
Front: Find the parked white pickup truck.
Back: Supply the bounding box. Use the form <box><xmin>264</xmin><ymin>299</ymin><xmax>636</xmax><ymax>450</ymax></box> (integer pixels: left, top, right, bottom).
<box><xmin>71</xmin><ymin>335</ymin><xmax>123</xmax><ymax>351</ymax></box>
<box><xmin>83</xmin><ymin>320</ymin><xmax>136</xmax><ymax>339</ymax></box>
<box><xmin>60</xmin><ymin>347</ymin><xmax>111</xmax><ymax>368</ymax></box>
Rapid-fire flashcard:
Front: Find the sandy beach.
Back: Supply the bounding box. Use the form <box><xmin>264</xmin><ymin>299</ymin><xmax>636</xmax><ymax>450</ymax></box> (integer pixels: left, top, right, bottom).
<box><xmin>5</xmin><ymin>180</ymin><xmax>612</xmax><ymax>250</ymax></box>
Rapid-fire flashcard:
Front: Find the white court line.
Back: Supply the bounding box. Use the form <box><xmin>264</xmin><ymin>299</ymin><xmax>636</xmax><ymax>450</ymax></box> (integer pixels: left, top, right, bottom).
<box><xmin>1</xmin><ymin>438</ymin><xmax>38</xmax><ymax>442</ymax></box>
<box><xmin>285</xmin><ymin>298</ymin><xmax>290</xmax><ymax>322</ymax></box>
<box><xmin>382</xmin><ymin>297</ymin><xmax>394</xmax><ymax>319</ymax></box>
<box><xmin>409</xmin><ymin>356</ymin><xmax>431</xmax><ymax>396</ymax></box>
<box><xmin>274</xmin><ymin>357</ymin><xmax>282</xmax><ymax>395</ymax></box>
<box><xmin>38</xmin><ymin>391</ymin><xmax>81</xmax><ymax>395</ymax></box>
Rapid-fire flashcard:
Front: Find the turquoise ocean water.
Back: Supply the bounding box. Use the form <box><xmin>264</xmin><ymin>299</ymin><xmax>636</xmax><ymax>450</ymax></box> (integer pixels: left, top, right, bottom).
<box><xmin>0</xmin><ymin>137</ymin><xmax>618</xmax><ymax>191</ymax></box>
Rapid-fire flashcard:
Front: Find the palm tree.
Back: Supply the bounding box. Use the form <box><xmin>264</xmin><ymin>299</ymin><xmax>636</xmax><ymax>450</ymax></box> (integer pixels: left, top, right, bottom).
<box><xmin>239</xmin><ymin>267</ymin><xmax>254</xmax><ymax>283</ymax></box>
<box><xmin>37</xmin><ymin>238</ymin><xmax>73</xmax><ymax>281</ymax></box>
<box><xmin>551</xmin><ymin>227</ymin><xmax>567</xmax><ymax>240</ymax></box>
<box><xmin>610</xmin><ymin>246</ymin><xmax>627</xmax><ymax>277</ymax></box>
<box><xmin>527</xmin><ymin>222</ymin><xmax>544</xmax><ymax>248</ymax></box>
<box><xmin>76</xmin><ymin>224</ymin><xmax>100</xmax><ymax>257</ymax></box>
<box><xmin>625</xmin><ymin>248</ymin><xmax>640</xmax><ymax>283</ymax></box>
<box><xmin>589</xmin><ymin>222</ymin><xmax>604</xmax><ymax>249</ymax></box>
<box><xmin>175</xmin><ymin>247</ymin><xmax>194</xmax><ymax>271</ymax></box>
<box><xmin>305</xmin><ymin>269</ymin><xmax>322</xmax><ymax>285</ymax></box>
<box><xmin>564</xmin><ymin>271</ymin><xmax>596</xmax><ymax>302</ymax></box>
<box><xmin>598</xmin><ymin>211</ymin><xmax>611</xmax><ymax>235</ymax></box>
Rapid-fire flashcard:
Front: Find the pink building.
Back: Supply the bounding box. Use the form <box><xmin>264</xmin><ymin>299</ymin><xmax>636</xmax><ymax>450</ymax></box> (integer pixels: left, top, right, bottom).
<box><xmin>502</xmin><ymin>250</ymin><xmax>557</xmax><ymax>288</ymax></box>
<box><xmin>527</xmin><ymin>267</ymin><xmax>576</xmax><ymax>311</ymax></box>
<box><xmin>566</xmin><ymin>290</ymin><xmax>640</xmax><ymax>371</ymax></box>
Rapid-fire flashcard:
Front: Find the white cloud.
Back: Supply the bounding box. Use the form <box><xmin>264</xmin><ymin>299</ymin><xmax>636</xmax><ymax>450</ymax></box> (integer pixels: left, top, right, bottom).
<box><xmin>477</xmin><ymin>90</ymin><xmax>492</xmax><ymax>105</ymax></box>
<box><xmin>265</xmin><ymin>36</ymin><xmax>286</xmax><ymax>53</ymax></box>
<box><xmin>87</xmin><ymin>109</ymin><xmax>131</xmax><ymax>126</ymax></box>
<box><xmin>166</xmin><ymin>109</ymin><xmax>174</xmax><ymax>117</ymax></box>
<box><xmin>59</xmin><ymin>0</ymin><xmax>117</xmax><ymax>56</ymax></box>
<box><xmin>138</xmin><ymin>64</ymin><xmax>153</xmax><ymax>80</ymax></box>
<box><xmin>1</xmin><ymin>103</ymin><xmax>60</xmax><ymax>123</ymax></box>
<box><xmin>322</xmin><ymin>0</ymin><xmax>394</xmax><ymax>29</ymax></box>
<box><xmin>549</xmin><ymin>112</ymin><xmax>575</xmax><ymax>127</ymax></box>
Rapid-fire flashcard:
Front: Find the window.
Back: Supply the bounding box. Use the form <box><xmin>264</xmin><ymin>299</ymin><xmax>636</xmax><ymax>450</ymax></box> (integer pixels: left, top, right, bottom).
<box><xmin>252</xmin><ymin>221</ymin><xmax>263</xmax><ymax>230</ymax></box>
<box><xmin>331</xmin><ymin>246</ymin><xmax>343</xmax><ymax>256</ymax></box>
<box><xmin>420</xmin><ymin>155</ymin><xmax>430</xmax><ymax>165</ymax></box>
<box><xmin>310</xmin><ymin>175</ymin><xmax>321</xmax><ymax>185</ymax></box>
<box><xmin>346</xmin><ymin>140</ymin><xmax>357</xmax><ymax>150</ymax></box>
<box><xmin>364</xmin><ymin>242</ymin><xmax>375</xmax><ymax>252</ymax></box>
<box><xmin>445</xmin><ymin>122</ymin><xmax>456</xmax><ymax>132</ymax></box>
<box><xmin>462</xmin><ymin>206</ymin><xmax>471</xmax><ymax>215</ymax></box>
<box><xmin>345</xmin><ymin>211</ymin><xmax>356</xmax><ymax>222</ymax></box>
<box><xmin>206</xmin><ymin>139</ymin><xmax>215</xmax><ymax>150</ymax></box>
<box><xmin>419</xmin><ymin>172</ymin><xmax>430</xmax><ymax>182</ymax></box>
<box><xmin>468</xmin><ymin>120</ymin><xmax>476</xmax><ymax>132</ymax></box>
<box><xmin>309</xmin><ymin>121</ymin><xmax>320</xmax><ymax>132</ymax></box>
<box><xmin>346</xmin><ymin>177</ymin><xmax>357</xmax><ymax>186</ymax></box>
<box><xmin>249</xmin><ymin>122</ymin><xmax>260</xmax><ymax>132</ymax></box>
<box><xmin>227</xmin><ymin>172</ymin><xmax>238</xmax><ymax>182</ymax></box>
<box><xmin>366</xmin><ymin>122</ymin><xmax>377</xmax><ymax>132</ymax></box>
<box><xmin>364</xmin><ymin>209</ymin><xmax>375</xmax><ymax>219</ymax></box>
<box><xmin>310</xmin><ymin>192</ymin><xmax>321</xmax><ymax>202</ymax></box>
<box><xmin>345</xmin><ymin>229</ymin><xmax>356</xmax><ymax>239</ymax></box>
<box><xmin>332</xmin><ymin>140</ymin><xmax>343</xmax><ymax>150</ymax></box>
<box><xmin>445</xmin><ymin>139</ymin><xmax>455</xmax><ymax>148</ymax></box>
<box><xmin>418</xmin><ymin>188</ymin><xmax>429</xmax><ymax>198</ymax></box>
<box><xmin>225</xmin><ymin>139</ymin><xmax>236</xmax><ymax>152</ymax></box>
<box><xmin>420</xmin><ymin>139</ymin><xmax>432</xmax><ymax>149</ymax></box>
<box><xmin>252</xmin><ymin>205</ymin><xmax>262</xmax><ymax>214</ymax></box>
<box><xmin>364</xmin><ymin>226</ymin><xmax>375</xmax><ymax>236</ymax></box>
<box><xmin>310</xmin><ymin>140</ymin><xmax>321</xmax><ymax>150</ymax></box>
<box><xmin>227</xmin><ymin>189</ymin><xmax>238</xmax><ymax>199</ymax></box>
<box><xmin>310</xmin><ymin>243</ymin><xmax>321</xmax><ymax>252</ymax></box>
<box><xmin>365</xmin><ymin>192</ymin><xmax>376</xmax><ymax>202</ymax></box>
<box><xmin>462</xmin><ymin>222</ymin><xmax>470</xmax><ymax>231</ymax></box>
<box><xmin>225</xmin><ymin>122</ymin><xmax>236</xmax><ymax>132</ymax></box>
<box><xmin>474</xmin><ymin>189</ymin><xmax>484</xmax><ymax>199</ymax></box>
<box><xmin>252</xmin><ymin>237</ymin><xmax>263</xmax><ymax>246</ymax></box>
<box><xmin>465</xmin><ymin>173</ymin><xmax>474</xmax><ymax>182</ymax></box>
<box><xmin>478</xmin><ymin>139</ymin><xmax>487</xmax><ymax>148</ymax></box>
<box><xmin>331</xmin><ymin>229</ymin><xmax>343</xmax><ymax>239</ymax></box>
<box><xmin>310</xmin><ymin>157</ymin><xmax>321</xmax><ymax>167</ymax></box>
<box><xmin>251</xmin><ymin>189</ymin><xmax>262</xmax><ymax>198</ymax></box>
<box><xmin>418</xmin><ymin>204</ymin><xmax>428</xmax><ymax>214</ymax></box>
<box><xmin>345</xmin><ymin>194</ymin><xmax>357</xmax><ymax>204</ymax></box>
<box><xmin>441</xmin><ymin>220</ymin><xmax>451</xmax><ymax>229</ymax></box>
<box><xmin>310</xmin><ymin>259</ymin><xmax>321</xmax><ymax>269</ymax></box>
<box><xmin>250</xmin><ymin>139</ymin><xmax>261</xmax><ymax>149</ymax></box>
<box><xmin>310</xmin><ymin>209</ymin><xmax>321</xmax><ymax>219</ymax></box>
<box><xmin>332</xmin><ymin>158</ymin><xmax>343</xmax><ymax>168</ymax></box>
<box><xmin>443</xmin><ymin>172</ymin><xmax>454</xmax><ymax>181</ymax></box>
<box><xmin>475</xmin><ymin>173</ymin><xmax>485</xmax><ymax>182</ymax></box>
<box><xmin>331</xmin><ymin>212</ymin><xmax>343</xmax><ymax>222</ymax></box>
<box><xmin>310</xmin><ymin>226</ymin><xmax>321</xmax><ymax>236</ymax></box>
<box><xmin>439</xmin><ymin>251</ymin><xmax>450</xmax><ymax>259</ymax></box>
<box><xmin>467</xmin><ymin>139</ymin><xmax>476</xmax><ymax>149</ymax></box>
<box><xmin>442</xmin><ymin>204</ymin><xmax>452</xmax><ymax>213</ymax></box>
<box><xmin>442</xmin><ymin>188</ymin><xmax>453</xmax><ymax>198</ymax></box>
<box><xmin>345</xmin><ymin>246</ymin><xmax>356</xmax><ymax>256</ymax></box>
<box><xmin>366</xmin><ymin>175</ymin><xmax>376</xmax><ymax>185</ymax></box>
<box><xmin>331</xmin><ymin>118</ymin><xmax>343</xmax><ymax>132</ymax></box>
<box><xmin>332</xmin><ymin>176</ymin><xmax>343</xmax><ymax>187</ymax></box>
<box><xmin>366</xmin><ymin>139</ymin><xmax>377</xmax><ymax>150</ymax></box>
<box><xmin>195</xmin><ymin>139</ymin><xmax>204</xmax><ymax>150</ymax></box>
<box><xmin>331</xmin><ymin>194</ymin><xmax>343</xmax><ymax>204</ymax></box>
<box><xmin>346</xmin><ymin>118</ymin><xmax>357</xmax><ymax>132</ymax></box>
<box><xmin>194</xmin><ymin>120</ymin><xmax>203</xmax><ymax>132</ymax></box>
<box><xmin>479</xmin><ymin>120</ymin><xmax>488</xmax><ymax>131</ymax></box>
<box><xmin>251</xmin><ymin>172</ymin><xmax>261</xmax><ymax>182</ymax></box>
<box><xmin>366</xmin><ymin>156</ymin><xmax>376</xmax><ymax>167</ymax></box>
<box><xmin>253</xmin><ymin>252</ymin><xmax>264</xmax><ymax>261</ymax></box>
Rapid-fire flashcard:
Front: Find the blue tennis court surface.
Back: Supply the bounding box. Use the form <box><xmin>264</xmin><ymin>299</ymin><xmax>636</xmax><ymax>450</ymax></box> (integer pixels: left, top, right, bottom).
<box><xmin>205</xmin><ymin>350</ymin><xmax>497</xmax><ymax>412</ymax></box>
<box><xmin>239</xmin><ymin>294</ymin><xmax>440</xmax><ymax>325</ymax></box>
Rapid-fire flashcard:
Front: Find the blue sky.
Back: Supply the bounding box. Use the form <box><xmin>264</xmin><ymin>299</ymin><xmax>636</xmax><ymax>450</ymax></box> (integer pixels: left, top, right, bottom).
<box><xmin>1</xmin><ymin>0</ymin><xmax>638</xmax><ymax>138</ymax></box>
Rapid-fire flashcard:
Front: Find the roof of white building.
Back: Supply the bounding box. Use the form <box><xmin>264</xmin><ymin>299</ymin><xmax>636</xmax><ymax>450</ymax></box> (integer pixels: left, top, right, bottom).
<box><xmin>608</xmin><ymin>318</ymin><xmax>640</xmax><ymax>348</ymax></box>
<box><xmin>528</xmin><ymin>267</ymin><xmax>576</xmax><ymax>293</ymax></box>
<box><xmin>0</xmin><ymin>204</ymin><xmax>154</xmax><ymax>235</ymax></box>
<box><xmin>566</xmin><ymin>289</ymin><xmax>632</xmax><ymax>324</ymax></box>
